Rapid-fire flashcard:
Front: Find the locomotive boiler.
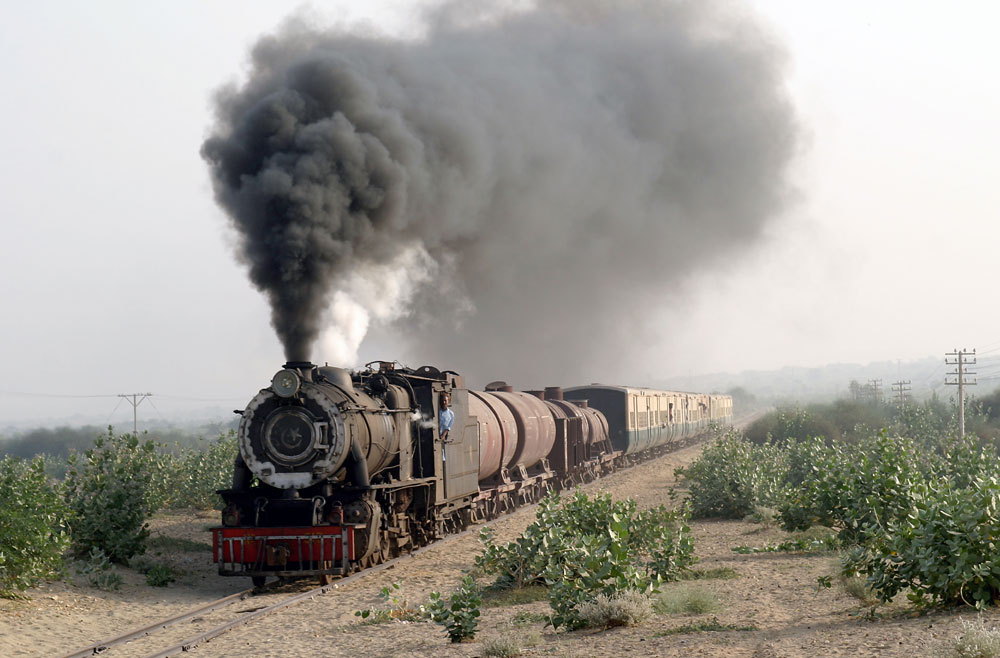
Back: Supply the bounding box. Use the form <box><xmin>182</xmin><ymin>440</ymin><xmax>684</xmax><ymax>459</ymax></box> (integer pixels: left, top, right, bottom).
<box><xmin>212</xmin><ymin>361</ymin><xmax>729</xmax><ymax>586</ymax></box>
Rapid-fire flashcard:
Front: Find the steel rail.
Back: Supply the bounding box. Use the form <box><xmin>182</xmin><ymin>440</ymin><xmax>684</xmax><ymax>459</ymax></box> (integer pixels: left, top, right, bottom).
<box><xmin>143</xmin><ymin>525</ymin><xmax>482</xmax><ymax>658</ymax></box>
<box><xmin>56</xmin><ymin>588</ymin><xmax>253</xmax><ymax>658</ymax></box>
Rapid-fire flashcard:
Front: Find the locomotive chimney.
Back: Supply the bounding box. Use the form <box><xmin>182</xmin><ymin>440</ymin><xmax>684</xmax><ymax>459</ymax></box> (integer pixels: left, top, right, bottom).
<box><xmin>283</xmin><ymin>361</ymin><xmax>315</xmax><ymax>382</ymax></box>
<box><xmin>544</xmin><ymin>387</ymin><xmax>564</xmax><ymax>401</ymax></box>
<box><xmin>485</xmin><ymin>381</ymin><xmax>514</xmax><ymax>393</ymax></box>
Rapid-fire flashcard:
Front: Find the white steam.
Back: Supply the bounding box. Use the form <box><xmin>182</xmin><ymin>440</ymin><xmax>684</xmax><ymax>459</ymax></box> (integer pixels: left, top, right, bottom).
<box><xmin>318</xmin><ymin>244</ymin><xmax>438</xmax><ymax>366</ymax></box>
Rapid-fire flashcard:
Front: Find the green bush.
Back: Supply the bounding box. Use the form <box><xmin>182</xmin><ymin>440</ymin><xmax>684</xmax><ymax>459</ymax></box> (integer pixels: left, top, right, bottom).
<box><xmin>429</xmin><ymin>575</ymin><xmax>482</xmax><ymax>642</ymax></box>
<box><xmin>144</xmin><ymin>563</ymin><xmax>175</xmax><ymax>587</ymax></box>
<box><xmin>477</xmin><ymin>491</ymin><xmax>695</xmax><ymax>630</ymax></box>
<box><xmin>164</xmin><ymin>431</ymin><xmax>237</xmax><ymax>510</ymax></box>
<box><xmin>75</xmin><ymin>547</ymin><xmax>123</xmax><ymax>591</ymax></box>
<box><xmin>778</xmin><ymin>431</ymin><xmax>922</xmax><ymax>544</ymax></box>
<box><xmin>0</xmin><ymin>456</ymin><xmax>70</xmax><ymax>598</ymax></box>
<box><xmin>355</xmin><ymin>581</ymin><xmax>428</xmax><ymax>624</ymax></box>
<box><xmin>843</xmin><ymin>477</ymin><xmax>1000</xmax><ymax>608</ymax></box>
<box><xmin>930</xmin><ymin>434</ymin><xmax>997</xmax><ymax>490</ymax></box>
<box><xmin>675</xmin><ymin>433</ymin><xmax>788</xmax><ymax>519</ymax></box>
<box><xmin>63</xmin><ymin>430</ymin><xmax>159</xmax><ymax>562</ymax></box>
<box><xmin>744</xmin><ymin>407</ymin><xmax>841</xmax><ymax>444</ymax></box>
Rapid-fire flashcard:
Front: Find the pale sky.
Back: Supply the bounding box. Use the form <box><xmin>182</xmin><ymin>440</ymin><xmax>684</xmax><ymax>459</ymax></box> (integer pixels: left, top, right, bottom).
<box><xmin>2</xmin><ymin>1</ymin><xmax>999</xmax><ymax>427</ymax></box>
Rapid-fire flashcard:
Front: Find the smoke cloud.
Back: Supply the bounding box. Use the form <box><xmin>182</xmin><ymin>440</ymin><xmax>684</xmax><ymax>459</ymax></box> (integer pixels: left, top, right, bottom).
<box><xmin>203</xmin><ymin>0</ymin><xmax>797</xmax><ymax>382</ymax></box>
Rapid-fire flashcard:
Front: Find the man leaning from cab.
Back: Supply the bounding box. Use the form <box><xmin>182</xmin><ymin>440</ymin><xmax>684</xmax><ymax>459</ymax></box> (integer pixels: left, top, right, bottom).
<box><xmin>439</xmin><ymin>394</ymin><xmax>455</xmax><ymax>442</ymax></box>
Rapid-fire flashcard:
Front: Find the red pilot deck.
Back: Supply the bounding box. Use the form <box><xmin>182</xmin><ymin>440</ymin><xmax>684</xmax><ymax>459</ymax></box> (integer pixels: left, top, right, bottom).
<box><xmin>212</xmin><ymin>526</ymin><xmax>355</xmax><ymax>578</ymax></box>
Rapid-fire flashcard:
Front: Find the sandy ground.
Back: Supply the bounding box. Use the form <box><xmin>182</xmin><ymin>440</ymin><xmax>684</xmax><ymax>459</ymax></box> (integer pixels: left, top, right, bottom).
<box><xmin>1</xmin><ymin>443</ymin><xmax>992</xmax><ymax>658</ymax></box>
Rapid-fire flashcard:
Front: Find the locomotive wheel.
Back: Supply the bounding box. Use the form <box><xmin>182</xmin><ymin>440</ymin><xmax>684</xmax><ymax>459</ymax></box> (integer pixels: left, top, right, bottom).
<box><xmin>252</xmin><ymin>575</ymin><xmax>266</xmax><ymax>589</ymax></box>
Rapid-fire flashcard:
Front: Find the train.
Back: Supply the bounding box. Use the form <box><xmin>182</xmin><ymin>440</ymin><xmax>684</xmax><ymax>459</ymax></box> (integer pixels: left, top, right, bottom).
<box><xmin>212</xmin><ymin>361</ymin><xmax>732</xmax><ymax>586</ymax></box>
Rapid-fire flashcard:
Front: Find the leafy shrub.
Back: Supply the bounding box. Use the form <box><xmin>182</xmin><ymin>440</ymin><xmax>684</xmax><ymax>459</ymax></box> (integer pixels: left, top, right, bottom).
<box><xmin>429</xmin><ymin>575</ymin><xmax>482</xmax><ymax>642</ymax></box>
<box><xmin>744</xmin><ymin>407</ymin><xmax>841</xmax><ymax>444</ymax></box>
<box><xmin>930</xmin><ymin>434</ymin><xmax>997</xmax><ymax>490</ymax></box>
<box><xmin>75</xmin><ymin>547</ymin><xmax>123</xmax><ymax>591</ymax></box>
<box><xmin>0</xmin><ymin>456</ymin><xmax>69</xmax><ymax>598</ymax></box>
<box><xmin>892</xmin><ymin>397</ymin><xmax>954</xmax><ymax>447</ymax></box>
<box><xmin>778</xmin><ymin>431</ymin><xmax>922</xmax><ymax>544</ymax></box>
<box><xmin>577</xmin><ymin>590</ymin><xmax>652</xmax><ymax>629</ymax></box>
<box><xmin>843</xmin><ymin>477</ymin><xmax>1000</xmax><ymax>608</ymax></box>
<box><xmin>355</xmin><ymin>581</ymin><xmax>428</xmax><ymax>624</ymax></box>
<box><xmin>63</xmin><ymin>430</ymin><xmax>159</xmax><ymax>562</ymax></box>
<box><xmin>477</xmin><ymin>491</ymin><xmax>695</xmax><ymax>630</ymax></box>
<box><xmin>143</xmin><ymin>563</ymin><xmax>175</xmax><ymax>587</ymax></box>
<box><xmin>164</xmin><ymin>432</ymin><xmax>237</xmax><ymax>510</ymax></box>
<box><xmin>675</xmin><ymin>433</ymin><xmax>787</xmax><ymax>519</ymax></box>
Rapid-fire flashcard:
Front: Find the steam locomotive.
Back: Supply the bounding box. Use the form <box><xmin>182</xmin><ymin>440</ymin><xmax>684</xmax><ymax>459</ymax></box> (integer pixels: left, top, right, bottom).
<box><xmin>212</xmin><ymin>361</ymin><xmax>732</xmax><ymax>586</ymax></box>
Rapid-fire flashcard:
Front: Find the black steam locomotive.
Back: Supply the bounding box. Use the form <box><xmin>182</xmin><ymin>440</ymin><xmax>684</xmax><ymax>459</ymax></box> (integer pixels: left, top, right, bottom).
<box><xmin>212</xmin><ymin>361</ymin><xmax>732</xmax><ymax>586</ymax></box>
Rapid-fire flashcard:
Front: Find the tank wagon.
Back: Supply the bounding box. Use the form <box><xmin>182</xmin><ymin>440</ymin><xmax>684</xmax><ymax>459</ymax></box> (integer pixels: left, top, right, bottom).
<box><xmin>212</xmin><ymin>361</ymin><xmax>731</xmax><ymax>586</ymax></box>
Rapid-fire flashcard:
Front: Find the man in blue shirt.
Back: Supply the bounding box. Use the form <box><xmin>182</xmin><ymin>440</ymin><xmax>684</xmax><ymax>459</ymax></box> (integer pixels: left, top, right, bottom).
<box><xmin>439</xmin><ymin>394</ymin><xmax>455</xmax><ymax>442</ymax></box>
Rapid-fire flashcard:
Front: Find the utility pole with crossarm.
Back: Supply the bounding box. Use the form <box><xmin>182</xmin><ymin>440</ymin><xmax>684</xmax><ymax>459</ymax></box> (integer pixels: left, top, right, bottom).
<box><xmin>945</xmin><ymin>349</ymin><xmax>976</xmax><ymax>437</ymax></box>
<box><xmin>118</xmin><ymin>393</ymin><xmax>153</xmax><ymax>436</ymax></box>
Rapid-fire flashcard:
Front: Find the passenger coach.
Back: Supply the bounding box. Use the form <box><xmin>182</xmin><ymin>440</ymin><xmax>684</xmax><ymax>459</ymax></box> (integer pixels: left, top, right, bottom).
<box><xmin>562</xmin><ymin>385</ymin><xmax>732</xmax><ymax>454</ymax></box>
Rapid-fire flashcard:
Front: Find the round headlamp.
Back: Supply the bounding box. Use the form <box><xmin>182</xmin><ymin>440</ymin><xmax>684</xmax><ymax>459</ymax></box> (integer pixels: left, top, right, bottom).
<box><xmin>271</xmin><ymin>369</ymin><xmax>301</xmax><ymax>398</ymax></box>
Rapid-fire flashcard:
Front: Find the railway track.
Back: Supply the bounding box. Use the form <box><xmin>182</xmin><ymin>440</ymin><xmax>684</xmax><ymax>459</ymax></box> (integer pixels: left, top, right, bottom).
<box><xmin>57</xmin><ymin>425</ymin><xmax>748</xmax><ymax>658</ymax></box>
<box><xmin>57</xmin><ymin>523</ymin><xmax>483</xmax><ymax>658</ymax></box>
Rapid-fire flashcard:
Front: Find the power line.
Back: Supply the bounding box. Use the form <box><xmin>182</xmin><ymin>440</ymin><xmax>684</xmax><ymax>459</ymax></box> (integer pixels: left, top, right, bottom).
<box><xmin>0</xmin><ymin>390</ymin><xmax>244</xmax><ymax>402</ymax></box>
<box><xmin>0</xmin><ymin>390</ymin><xmax>118</xmax><ymax>399</ymax></box>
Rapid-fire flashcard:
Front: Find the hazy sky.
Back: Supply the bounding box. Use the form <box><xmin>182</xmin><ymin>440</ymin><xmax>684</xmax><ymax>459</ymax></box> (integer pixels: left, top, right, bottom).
<box><xmin>3</xmin><ymin>1</ymin><xmax>999</xmax><ymax>427</ymax></box>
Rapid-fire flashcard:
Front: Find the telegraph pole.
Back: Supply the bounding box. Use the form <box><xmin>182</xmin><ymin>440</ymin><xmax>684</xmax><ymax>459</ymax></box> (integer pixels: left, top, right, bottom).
<box><xmin>891</xmin><ymin>380</ymin><xmax>911</xmax><ymax>407</ymax></box>
<box><xmin>118</xmin><ymin>393</ymin><xmax>153</xmax><ymax>436</ymax></box>
<box><xmin>945</xmin><ymin>349</ymin><xmax>976</xmax><ymax>437</ymax></box>
<box><xmin>868</xmin><ymin>379</ymin><xmax>883</xmax><ymax>404</ymax></box>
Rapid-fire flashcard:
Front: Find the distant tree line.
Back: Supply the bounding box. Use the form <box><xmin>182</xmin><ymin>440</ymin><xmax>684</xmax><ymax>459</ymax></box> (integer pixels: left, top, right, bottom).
<box><xmin>0</xmin><ymin>420</ymin><xmax>238</xmax><ymax>476</ymax></box>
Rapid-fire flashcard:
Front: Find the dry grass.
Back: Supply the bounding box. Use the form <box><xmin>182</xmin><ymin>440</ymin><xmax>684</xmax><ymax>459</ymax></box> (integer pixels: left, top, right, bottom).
<box><xmin>947</xmin><ymin>616</ymin><xmax>1000</xmax><ymax>658</ymax></box>
<box><xmin>840</xmin><ymin>574</ymin><xmax>879</xmax><ymax>605</ymax></box>
<box><xmin>577</xmin><ymin>590</ymin><xmax>653</xmax><ymax>629</ymax></box>
<box><xmin>653</xmin><ymin>585</ymin><xmax>720</xmax><ymax>615</ymax></box>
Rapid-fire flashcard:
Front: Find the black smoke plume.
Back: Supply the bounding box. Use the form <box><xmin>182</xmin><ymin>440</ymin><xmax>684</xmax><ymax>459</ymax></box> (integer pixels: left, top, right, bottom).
<box><xmin>203</xmin><ymin>0</ymin><xmax>797</xmax><ymax>379</ymax></box>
